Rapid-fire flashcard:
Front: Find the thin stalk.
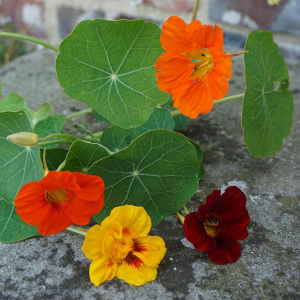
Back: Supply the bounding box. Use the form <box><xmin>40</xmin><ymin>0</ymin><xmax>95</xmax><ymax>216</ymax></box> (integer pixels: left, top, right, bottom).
<box><xmin>66</xmin><ymin>227</ymin><xmax>87</xmax><ymax>236</ymax></box>
<box><xmin>38</xmin><ymin>140</ymin><xmax>73</xmax><ymax>147</ymax></box>
<box><xmin>176</xmin><ymin>212</ymin><xmax>185</xmax><ymax>225</ymax></box>
<box><xmin>38</xmin><ymin>133</ymin><xmax>78</xmax><ymax>142</ymax></box>
<box><xmin>183</xmin><ymin>204</ymin><xmax>190</xmax><ymax>215</ymax></box>
<box><xmin>84</xmin><ymin>131</ymin><xmax>103</xmax><ymax>140</ymax></box>
<box><xmin>56</xmin><ymin>160</ymin><xmax>66</xmax><ymax>171</ymax></box>
<box><xmin>191</xmin><ymin>0</ymin><xmax>200</xmax><ymax>22</ymax></box>
<box><xmin>0</xmin><ymin>32</ymin><xmax>59</xmax><ymax>52</ymax></box>
<box><xmin>66</xmin><ymin>109</ymin><xmax>93</xmax><ymax>120</ymax></box>
<box><xmin>213</xmin><ymin>93</ymin><xmax>244</xmax><ymax>105</ymax></box>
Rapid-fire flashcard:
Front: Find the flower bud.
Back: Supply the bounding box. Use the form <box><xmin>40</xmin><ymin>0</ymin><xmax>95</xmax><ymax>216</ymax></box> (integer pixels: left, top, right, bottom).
<box><xmin>268</xmin><ymin>0</ymin><xmax>280</xmax><ymax>5</ymax></box>
<box><xmin>7</xmin><ymin>132</ymin><xmax>38</xmax><ymax>146</ymax></box>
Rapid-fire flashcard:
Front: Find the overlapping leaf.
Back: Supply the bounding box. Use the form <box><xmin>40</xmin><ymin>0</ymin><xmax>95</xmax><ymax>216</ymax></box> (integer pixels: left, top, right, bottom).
<box><xmin>62</xmin><ymin>140</ymin><xmax>109</xmax><ymax>173</ymax></box>
<box><xmin>56</xmin><ymin>19</ymin><xmax>169</xmax><ymax>128</ymax></box>
<box><xmin>242</xmin><ymin>30</ymin><xmax>293</xmax><ymax>157</ymax></box>
<box><xmin>88</xmin><ymin>130</ymin><xmax>200</xmax><ymax>226</ymax></box>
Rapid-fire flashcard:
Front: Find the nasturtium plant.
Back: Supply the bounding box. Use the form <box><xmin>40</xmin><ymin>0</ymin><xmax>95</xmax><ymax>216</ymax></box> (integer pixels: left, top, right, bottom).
<box><xmin>88</xmin><ymin>130</ymin><xmax>200</xmax><ymax>226</ymax></box>
<box><xmin>242</xmin><ymin>30</ymin><xmax>293</xmax><ymax>158</ymax></box>
<box><xmin>56</xmin><ymin>19</ymin><xmax>169</xmax><ymax>129</ymax></box>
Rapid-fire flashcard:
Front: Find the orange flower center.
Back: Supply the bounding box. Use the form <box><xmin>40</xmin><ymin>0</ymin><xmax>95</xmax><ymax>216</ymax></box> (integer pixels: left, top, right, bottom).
<box><xmin>203</xmin><ymin>214</ymin><xmax>220</xmax><ymax>238</ymax></box>
<box><xmin>183</xmin><ymin>48</ymin><xmax>214</xmax><ymax>80</ymax></box>
<box><xmin>45</xmin><ymin>188</ymin><xmax>72</xmax><ymax>204</ymax></box>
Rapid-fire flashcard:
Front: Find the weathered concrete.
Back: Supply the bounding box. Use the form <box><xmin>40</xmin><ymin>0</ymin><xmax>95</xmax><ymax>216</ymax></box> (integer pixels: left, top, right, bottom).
<box><xmin>0</xmin><ymin>48</ymin><xmax>299</xmax><ymax>300</ymax></box>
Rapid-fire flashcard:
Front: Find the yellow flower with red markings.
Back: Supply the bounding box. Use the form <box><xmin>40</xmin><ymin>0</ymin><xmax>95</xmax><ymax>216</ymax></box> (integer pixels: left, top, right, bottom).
<box><xmin>82</xmin><ymin>205</ymin><xmax>167</xmax><ymax>286</ymax></box>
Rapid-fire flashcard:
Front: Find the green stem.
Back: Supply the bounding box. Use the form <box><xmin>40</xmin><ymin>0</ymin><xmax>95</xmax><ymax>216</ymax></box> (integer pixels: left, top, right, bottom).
<box><xmin>214</xmin><ymin>93</ymin><xmax>244</xmax><ymax>105</ymax></box>
<box><xmin>170</xmin><ymin>93</ymin><xmax>244</xmax><ymax>118</ymax></box>
<box><xmin>176</xmin><ymin>212</ymin><xmax>185</xmax><ymax>224</ymax></box>
<box><xmin>66</xmin><ymin>109</ymin><xmax>93</xmax><ymax>120</ymax></box>
<box><xmin>0</xmin><ymin>32</ymin><xmax>59</xmax><ymax>52</ymax></box>
<box><xmin>56</xmin><ymin>160</ymin><xmax>66</xmax><ymax>171</ymax></box>
<box><xmin>183</xmin><ymin>204</ymin><xmax>190</xmax><ymax>214</ymax></box>
<box><xmin>66</xmin><ymin>227</ymin><xmax>87</xmax><ymax>236</ymax></box>
<box><xmin>191</xmin><ymin>0</ymin><xmax>200</xmax><ymax>22</ymax></box>
<box><xmin>84</xmin><ymin>131</ymin><xmax>103</xmax><ymax>140</ymax></box>
<box><xmin>38</xmin><ymin>139</ymin><xmax>73</xmax><ymax>147</ymax></box>
<box><xmin>38</xmin><ymin>133</ymin><xmax>78</xmax><ymax>142</ymax></box>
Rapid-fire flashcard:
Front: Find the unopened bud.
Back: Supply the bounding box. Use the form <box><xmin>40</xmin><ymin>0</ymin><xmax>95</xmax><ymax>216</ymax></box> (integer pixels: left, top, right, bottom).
<box><xmin>268</xmin><ymin>0</ymin><xmax>280</xmax><ymax>5</ymax></box>
<box><xmin>7</xmin><ymin>132</ymin><xmax>38</xmax><ymax>146</ymax></box>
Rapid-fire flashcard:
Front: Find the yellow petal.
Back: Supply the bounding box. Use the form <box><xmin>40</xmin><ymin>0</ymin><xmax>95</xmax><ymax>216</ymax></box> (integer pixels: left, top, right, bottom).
<box><xmin>134</xmin><ymin>236</ymin><xmax>167</xmax><ymax>268</ymax></box>
<box><xmin>82</xmin><ymin>225</ymin><xmax>106</xmax><ymax>260</ymax></box>
<box><xmin>116</xmin><ymin>260</ymin><xmax>157</xmax><ymax>286</ymax></box>
<box><xmin>101</xmin><ymin>205</ymin><xmax>151</xmax><ymax>238</ymax></box>
<box><xmin>89</xmin><ymin>257</ymin><xmax>118</xmax><ymax>286</ymax></box>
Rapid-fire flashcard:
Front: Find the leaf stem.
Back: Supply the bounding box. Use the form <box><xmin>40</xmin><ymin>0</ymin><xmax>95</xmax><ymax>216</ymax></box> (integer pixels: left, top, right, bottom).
<box><xmin>170</xmin><ymin>93</ymin><xmax>244</xmax><ymax>118</ymax></box>
<box><xmin>0</xmin><ymin>32</ymin><xmax>59</xmax><ymax>52</ymax></box>
<box><xmin>38</xmin><ymin>139</ymin><xmax>73</xmax><ymax>146</ymax></box>
<box><xmin>183</xmin><ymin>204</ymin><xmax>190</xmax><ymax>214</ymax></box>
<box><xmin>66</xmin><ymin>226</ymin><xmax>87</xmax><ymax>236</ymax></box>
<box><xmin>66</xmin><ymin>109</ymin><xmax>93</xmax><ymax>120</ymax></box>
<box><xmin>191</xmin><ymin>0</ymin><xmax>200</xmax><ymax>22</ymax></box>
<box><xmin>38</xmin><ymin>133</ymin><xmax>78</xmax><ymax>142</ymax></box>
<box><xmin>84</xmin><ymin>131</ymin><xmax>103</xmax><ymax>140</ymax></box>
<box><xmin>176</xmin><ymin>212</ymin><xmax>185</xmax><ymax>224</ymax></box>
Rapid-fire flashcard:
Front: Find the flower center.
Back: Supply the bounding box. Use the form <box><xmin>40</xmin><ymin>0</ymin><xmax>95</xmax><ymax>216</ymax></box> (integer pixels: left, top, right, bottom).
<box><xmin>203</xmin><ymin>213</ymin><xmax>220</xmax><ymax>238</ymax></box>
<box><xmin>45</xmin><ymin>188</ymin><xmax>71</xmax><ymax>204</ymax></box>
<box><xmin>183</xmin><ymin>48</ymin><xmax>214</xmax><ymax>80</ymax></box>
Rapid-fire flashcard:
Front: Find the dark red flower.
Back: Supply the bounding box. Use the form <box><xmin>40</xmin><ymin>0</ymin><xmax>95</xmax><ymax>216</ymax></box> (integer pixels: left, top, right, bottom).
<box><xmin>183</xmin><ymin>186</ymin><xmax>250</xmax><ymax>264</ymax></box>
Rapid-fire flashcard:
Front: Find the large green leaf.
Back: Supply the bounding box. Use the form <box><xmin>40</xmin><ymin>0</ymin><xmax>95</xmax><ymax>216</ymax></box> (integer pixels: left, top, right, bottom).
<box><xmin>242</xmin><ymin>30</ymin><xmax>293</xmax><ymax>158</ymax></box>
<box><xmin>0</xmin><ymin>110</ymin><xmax>43</xmax><ymax>204</ymax></box>
<box><xmin>62</xmin><ymin>140</ymin><xmax>109</xmax><ymax>173</ymax></box>
<box><xmin>100</xmin><ymin>108</ymin><xmax>175</xmax><ymax>153</ymax></box>
<box><xmin>88</xmin><ymin>130</ymin><xmax>200</xmax><ymax>226</ymax></box>
<box><xmin>56</xmin><ymin>19</ymin><xmax>169</xmax><ymax>129</ymax></box>
<box><xmin>0</xmin><ymin>197</ymin><xmax>40</xmax><ymax>243</ymax></box>
<box><xmin>189</xmin><ymin>140</ymin><xmax>205</xmax><ymax>180</ymax></box>
<box><xmin>0</xmin><ymin>93</ymin><xmax>53</xmax><ymax>127</ymax></box>
<box><xmin>43</xmin><ymin>148</ymin><xmax>68</xmax><ymax>171</ymax></box>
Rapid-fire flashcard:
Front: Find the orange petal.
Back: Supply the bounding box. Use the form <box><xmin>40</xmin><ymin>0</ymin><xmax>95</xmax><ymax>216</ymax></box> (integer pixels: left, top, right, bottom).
<box><xmin>73</xmin><ymin>172</ymin><xmax>105</xmax><ymax>201</ymax></box>
<box><xmin>161</xmin><ymin>16</ymin><xmax>199</xmax><ymax>53</ymax></box>
<box><xmin>173</xmin><ymin>80</ymin><xmax>214</xmax><ymax>118</ymax></box>
<box><xmin>39</xmin><ymin>171</ymin><xmax>80</xmax><ymax>191</ymax></box>
<box><xmin>208</xmin><ymin>24</ymin><xmax>224</xmax><ymax>50</ymax></box>
<box><xmin>194</xmin><ymin>24</ymin><xmax>214</xmax><ymax>49</ymax></box>
<box><xmin>204</xmin><ymin>70</ymin><xmax>229</xmax><ymax>100</ymax></box>
<box><xmin>155</xmin><ymin>52</ymin><xmax>194</xmax><ymax>94</ymax></box>
<box><xmin>210</xmin><ymin>47</ymin><xmax>232</xmax><ymax>79</ymax></box>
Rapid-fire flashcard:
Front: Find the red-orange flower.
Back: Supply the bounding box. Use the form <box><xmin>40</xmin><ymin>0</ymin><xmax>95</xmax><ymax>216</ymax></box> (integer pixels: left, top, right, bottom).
<box><xmin>155</xmin><ymin>16</ymin><xmax>233</xmax><ymax>118</ymax></box>
<box><xmin>15</xmin><ymin>171</ymin><xmax>105</xmax><ymax>236</ymax></box>
<box><xmin>183</xmin><ymin>186</ymin><xmax>250</xmax><ymax>264</ymax></box>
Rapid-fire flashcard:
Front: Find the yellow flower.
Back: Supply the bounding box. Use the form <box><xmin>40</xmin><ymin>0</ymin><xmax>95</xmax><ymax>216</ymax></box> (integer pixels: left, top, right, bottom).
<box><xmin>82</xmin><ymin>205</ymin><xmax>167</xmax><ymax>286</ymax></box>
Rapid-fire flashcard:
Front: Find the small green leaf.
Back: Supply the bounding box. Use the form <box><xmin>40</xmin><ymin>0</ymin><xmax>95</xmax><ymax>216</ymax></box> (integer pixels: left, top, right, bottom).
<box><xmin>0</xmin><ymin>110</ymin><xmax>43</xmax><ymax>204</ymax></box>
<box><xmin>100</xmin><ymin>126</ymin><xmax>135</xmax><ymax>153</ymax></box>
<box><xmin>0</xmin><ymin>93</ymin><xmax>53</xmax><ymax>127</ymax></box>
<box><xmin>43</xmin><ymin>148</ymin><xmax>68</xmax><ymax>171</ymax></box>
<box><xmin>56</xmin><ymin>19</ymin><xmax>169</xmax><ymax>129</ymax></box>
<box><xmin>0</xmin><ymin>197</ymin><xmax>40</xmax><ymax>243</ymax></box>
<box><xmin>34</xmin><ymin>115</ymin><xmax>66</xmax><ymax>148</ymax></box>
<box><xmin>63</xmin><ymin>140</ymin><xmax>109</xmax><ymax>173</ymax></box>
<box><xmin>174</xmin><ymin>114</ymin><xmax>190</xmax><ymax>131</ymax></box>
<box><xmin>92</xmin><ymin>110</ymin><xmax>110</xmax><ymax>124</ymax></box>
<box><xmin>189</xmin><ymin>140</ymin><xmax>205</xmax><ymax>180</ymax></box>
<box><xmin>242</xmin><ymin>30</ymin><xmax>293</xmax><ymax>158</ymax></box>
<box><xmin>100</xmin><ymin>108</ymin><xmax>175</xmax><ymax>153</ymax></box>
<box><xmin>88</xmin><ymin>130</ymin><xmax>200</xmax><ymax>226</ymax></box>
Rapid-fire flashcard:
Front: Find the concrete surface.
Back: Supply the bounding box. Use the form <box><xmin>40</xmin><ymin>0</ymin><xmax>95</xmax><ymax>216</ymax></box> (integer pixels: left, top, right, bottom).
<box><xmin>0</xmin><ymin>48</ymin><xmax>299</xmax><ymax>300</ymax></box>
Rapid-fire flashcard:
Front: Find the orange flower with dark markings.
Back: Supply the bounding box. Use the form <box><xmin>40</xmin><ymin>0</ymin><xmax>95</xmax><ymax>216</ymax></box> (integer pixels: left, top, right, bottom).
<box><xmin>155</xmin><ymin>16</ymin><xmax>240</xmax><ymax>118</ymax></box>
<box><xmin>15</xmin><ymin>171</ymin><xmax>105</xmax><ymax>236</ymax></box>
<box><xmin>183</xmin><ymin>186</ymin><xmax>250</xmax><ymax>264</ymax></box>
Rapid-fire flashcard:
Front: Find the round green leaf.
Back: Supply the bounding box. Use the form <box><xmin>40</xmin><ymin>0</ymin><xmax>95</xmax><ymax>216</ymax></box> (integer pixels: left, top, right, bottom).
<box><xmin>88</xmin><ymin>129</ymin><xmax>200</xmax><ymax>226</ymax></box>
<box><xmin>242</xmin><ymin>30</ymin><xmax>293</xmax><ymax>158</ymax></box>
<box><xmin>56</xmin><ymin>19</ymin><xmax>169</xmax><ymax>129</ymax></box>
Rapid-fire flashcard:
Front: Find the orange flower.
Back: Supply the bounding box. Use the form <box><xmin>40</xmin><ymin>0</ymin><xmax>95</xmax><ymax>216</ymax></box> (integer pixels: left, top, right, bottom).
<box><xmin>15</xmin><ymin>171</ymin><xmax>105</xmax><ymax>236</ymax></box>
<box><xmin>155</xmin><ymin>16</ymin><xmax>233</xmax><ymax>118</ymax></box>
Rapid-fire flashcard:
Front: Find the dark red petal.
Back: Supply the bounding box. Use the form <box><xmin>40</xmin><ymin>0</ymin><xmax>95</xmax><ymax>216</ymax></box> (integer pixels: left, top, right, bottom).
<box><xmin>215</xmin><ymin>186</ymin><xmax>247</xmax><ymax>220</ymax></box>
<box><xmin>207</xmin><ymin>235</ymin><xmax>241</xmax><ymax>265</ymax></box>
<box><xmin>183</xmin><ymin>212</ymin><xmax>216</xmax><ymax>253</ymax></box>
<box><xmin>220</xmin><ymin>211</ymin><xmax>250</xmax><ymax>240</ymax></box>
<box><xmin>196</xmin><ymin>189</ymin><xmax>221</xmax><ymax>220</ymax></box>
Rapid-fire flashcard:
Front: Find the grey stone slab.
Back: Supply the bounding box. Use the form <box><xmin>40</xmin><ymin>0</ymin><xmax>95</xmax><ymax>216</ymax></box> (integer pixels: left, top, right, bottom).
<box><xmin>0</xmin><ymin>48</ymin><xmax>299</xmax><ymax>300</ymax></box>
